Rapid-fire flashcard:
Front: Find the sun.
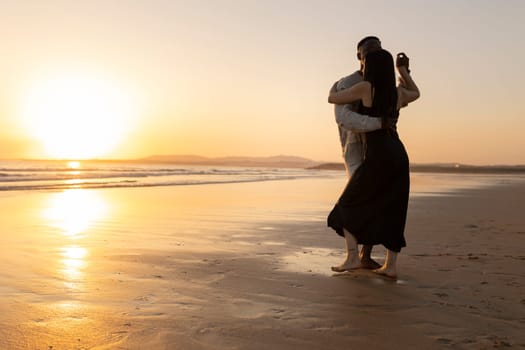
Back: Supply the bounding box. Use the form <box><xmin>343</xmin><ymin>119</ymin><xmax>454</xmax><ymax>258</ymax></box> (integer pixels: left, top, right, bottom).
<box><xmin>19</xmin><ymin>72</ymin><xmax>139</xmax><ymax>159</ymax></box>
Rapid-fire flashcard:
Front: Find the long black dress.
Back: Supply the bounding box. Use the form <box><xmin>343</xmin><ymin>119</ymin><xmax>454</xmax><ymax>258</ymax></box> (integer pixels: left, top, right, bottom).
<box><xmin>327</xmin><ymin>104</ymin><xmax>409</xmax><ymax>252</ymax></box>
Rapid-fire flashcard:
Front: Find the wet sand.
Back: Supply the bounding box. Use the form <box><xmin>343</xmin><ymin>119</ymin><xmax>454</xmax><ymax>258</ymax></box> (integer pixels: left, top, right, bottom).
<box><xmin>0</xmin><ymin>175</ymin><xmax>524</xmax><ymax>349</ymax></box>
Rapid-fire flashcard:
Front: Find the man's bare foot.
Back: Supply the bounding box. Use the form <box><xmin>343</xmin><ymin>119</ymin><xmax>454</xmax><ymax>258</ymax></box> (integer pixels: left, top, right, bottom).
<box><xmin>331</xmin><ymin>259</ymin><xmax>361</xmax><ymax>273</ymax></box>
<box><xmin>372</xmin><ymin>266</ymin><xmax>397</xmax><ymax>279</ymax></box>
<box><xmin>359</xmin><ymin>257</ymin><xmax>381</xmax><ymax>270</ymax></box>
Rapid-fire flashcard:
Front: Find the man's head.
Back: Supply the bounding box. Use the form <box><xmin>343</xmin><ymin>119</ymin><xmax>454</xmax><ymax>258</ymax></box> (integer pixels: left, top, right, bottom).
<box><xmin>357</xmin><ymin>36</ymin><xmax>381</xmax><ymax>69</ymax></box>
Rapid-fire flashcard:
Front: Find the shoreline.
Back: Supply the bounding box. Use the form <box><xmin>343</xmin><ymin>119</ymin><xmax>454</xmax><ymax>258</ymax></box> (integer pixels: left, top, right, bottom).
<box><xmin>309</xmin><ymin>162</ymin><xmax>525</xmax><ymax>174</ymax></box>
<box><xmin>0</xmin><ymin>176</ymin><xmax>524</xmax><ymax>349</ymax></box>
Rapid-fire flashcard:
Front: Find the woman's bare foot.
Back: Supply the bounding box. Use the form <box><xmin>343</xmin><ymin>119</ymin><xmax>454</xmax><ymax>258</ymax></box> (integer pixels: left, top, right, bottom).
<box><xmin>372</xmin><ymin>266</ymin><xmax>397</xmax><ymax>279</ymax></box>
<box><xmin>332</xmin><ymin>229</ymin><xmax>361</xmax><ymax>272</ymax></box>
<box><xmin>359</xmin><ymin>256</ymin><xmax>381</xmax><ymax>270</ymax></box>
<box><xmin>331</xmin><ymin>258</ymin><xmax>361</xmax><ymax>272</ymax></box>
<box><xmin>359</xmin><ymin>245</ymin><xmax>381</xmax><ymax>269</ymax></box>
<box><xmin>372</xmin><ymin>249</ymin><xmax>398</xmax><ymax>278</ymax></box>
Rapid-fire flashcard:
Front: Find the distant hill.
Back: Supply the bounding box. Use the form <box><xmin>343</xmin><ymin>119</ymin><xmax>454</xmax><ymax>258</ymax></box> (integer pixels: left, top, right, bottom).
<box><xmin>410</xmin><ymin>163</ymin><xmax>525</xmax><ymax>174</ymax></box>
<box><xmin>309</xmin><ymin>162</ymin><xmax>525</xmax><ymax>174</ymax></box>
<box><xmin>101</xmin><ymin>156</ymin><xmax>525</xmax><ymax>173</ymax></box>
<box><xmin>137</xmin><ymin>154</ymin><xmax>321</xmax><ymax>168</ymax></box>
<box><xmin>307</xmin><ymin>163</ymin><xmax>345</xmax><ymax>171</ymax></box>
<box><xmin>17</xmin><ymin>155</ymin><xmax>524</xmax><ymax>173</ymax></box>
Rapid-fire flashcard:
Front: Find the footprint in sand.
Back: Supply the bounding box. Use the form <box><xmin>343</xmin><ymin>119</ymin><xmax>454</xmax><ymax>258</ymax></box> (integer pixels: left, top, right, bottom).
<box><xmin>271</xmin><ymin>308</ymin><xmax>287</xmax><ymax>319</ymax></box>
<box><xmin>256</xmin><ymin>252</ymin><xmax>276</xmax><ymax>256</ymax></box>
<box><xmin>134</xmin><ymin>294</ymin><xmax>156</xmax><ymax>304</ymax></box>
<box><xmin>436</xmin><ymin>338</ymin><xmax>453</xmax><ymax>345</ymax></box>
<box><xmin>227</xmin><ymin>299</ymin><xmax>278</xmax><ymax>319</ymax></box>
<box><xmin>433</xmin><ymin>292</ymin><xmax>448</xmax><ymax>298</ymax></box>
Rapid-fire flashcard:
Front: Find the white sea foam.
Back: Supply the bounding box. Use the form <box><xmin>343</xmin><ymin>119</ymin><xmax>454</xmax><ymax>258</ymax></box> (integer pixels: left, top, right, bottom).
<box><xmin>0</xmin><ymin>160</ymin><xmax>336</xmax><ymax>192</ymax></box>
<box><xmin>1</xmin><ymin>160</ymin><xmax>521</xmax><ymax>193</ymax></box>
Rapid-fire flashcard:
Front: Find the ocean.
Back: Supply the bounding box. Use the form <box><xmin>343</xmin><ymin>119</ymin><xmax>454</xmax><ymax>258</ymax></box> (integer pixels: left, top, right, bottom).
<box><xmin>0</xmin><ymin>159</ymin><xmax>521</xmax><ymax>194</ymax></box>
<box><xmin>0</xmin><ymin>160</ymin><xmax>334</xmax><ymax>192</ymax></box>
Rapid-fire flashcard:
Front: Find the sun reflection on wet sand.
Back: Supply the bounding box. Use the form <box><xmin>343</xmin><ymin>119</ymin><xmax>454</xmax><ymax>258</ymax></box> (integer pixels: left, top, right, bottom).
<box><xmin>61</xmin><ymin>246</ymin><xmax>88</xmax><ymax>282</ymax></box>
<box><xmin>41</xmin><ymin>189</ymin><xmax>109</xmax><ymax>293</ymax></box>
<box><xmin>43</xmin><ymin>189</ymin><xmax>108</xmax><ymax>238</ymax></box>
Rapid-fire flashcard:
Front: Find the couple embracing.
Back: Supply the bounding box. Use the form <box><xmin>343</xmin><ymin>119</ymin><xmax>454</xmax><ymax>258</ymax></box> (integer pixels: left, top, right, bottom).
<box><xmin>326</xmin><ymin>36</ymin><xmax>420</xmax><ymax>279</ymax></box>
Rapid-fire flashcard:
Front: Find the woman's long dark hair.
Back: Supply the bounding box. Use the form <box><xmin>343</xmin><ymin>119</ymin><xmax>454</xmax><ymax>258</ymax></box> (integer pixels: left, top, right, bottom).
<box><xmin>363</xmin><ymin>49</ymin><xmax>398</xmax><ymax>120</ymax></box>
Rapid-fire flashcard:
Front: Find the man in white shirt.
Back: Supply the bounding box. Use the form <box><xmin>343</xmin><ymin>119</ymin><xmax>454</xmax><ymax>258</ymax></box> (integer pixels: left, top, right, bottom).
<box><xmin>330</xmin><ymin>36</ymin><xmax>384</xmax><ymax>270</ymax></box>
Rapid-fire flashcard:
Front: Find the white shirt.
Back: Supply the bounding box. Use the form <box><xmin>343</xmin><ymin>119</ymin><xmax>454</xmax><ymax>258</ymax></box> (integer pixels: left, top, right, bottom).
<box><xmin>334</xmin><ymin>70</ymin><xmax>382</xmax><ymax>175</ymax></box>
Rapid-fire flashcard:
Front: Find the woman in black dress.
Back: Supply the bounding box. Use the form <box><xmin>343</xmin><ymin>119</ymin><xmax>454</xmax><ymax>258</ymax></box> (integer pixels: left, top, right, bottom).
<box><xmin>327</xmin><ymin>49</ymin><xmax>420</xmax><ymax>278</ymax></box>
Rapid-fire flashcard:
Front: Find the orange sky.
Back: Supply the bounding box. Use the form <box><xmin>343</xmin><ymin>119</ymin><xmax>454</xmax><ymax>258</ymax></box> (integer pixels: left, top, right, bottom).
<box><xmin>1</xmin><ymin>1</ymin><xmax>524</xmax><ymax>164</ymax></box>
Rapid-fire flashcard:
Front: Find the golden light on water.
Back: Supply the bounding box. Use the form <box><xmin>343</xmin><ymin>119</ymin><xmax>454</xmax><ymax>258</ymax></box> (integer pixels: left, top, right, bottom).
<box><xmin>42</xmin><ymin>189</ymin><xmax>109</xmax><ymax>292</ymax></box>
<box><xmin>61</xmin><ymin>246</ymin><xmax>88</xmax><ymax>281</ymax></box>
<box><xmin>62</xmin><ymin>246</ymin><xmax>88</xmax><ymax>260</ymax></box>
<box><xmin>68</xmin><ymin>161</ymin><xmax>81</xmax><ymax>169</ymax></box>
<box><xmin>66</xmin><ymin>161</ymin><xmax>82</xmax><ymax>180</ymax></box>
<box><xmin>65</xmin><ymin>179</ymin><xmax>85</xmax><ymax>186</ymax></box>
<box><xmin>43</xmin><ymin>189</ymin><xmax>108</xmax><ymax>237</ymax></box>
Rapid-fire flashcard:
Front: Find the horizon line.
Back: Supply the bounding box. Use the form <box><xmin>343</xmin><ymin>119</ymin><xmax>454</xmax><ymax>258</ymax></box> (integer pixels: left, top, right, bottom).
<box><xmin>1</xmin><ymin>155</ymin><xmax>524</xmax><ymax>168</ymax></box>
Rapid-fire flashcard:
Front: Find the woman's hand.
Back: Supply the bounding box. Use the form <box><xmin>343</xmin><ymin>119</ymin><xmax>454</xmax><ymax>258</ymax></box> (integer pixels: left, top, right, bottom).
<box><xmin>396</xmin><ymin>56</ymin><xmax>420</xmax><ymax>107</ymax></box>
<box><xmin>396</xmin><ymin>52</ymin><xmax>410</xmax><ymax>73</ymax></box>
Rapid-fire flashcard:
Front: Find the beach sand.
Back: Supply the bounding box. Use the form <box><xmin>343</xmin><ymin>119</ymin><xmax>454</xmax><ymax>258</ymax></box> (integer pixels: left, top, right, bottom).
<box><xmin>0</xmin><ymin>175</ymin><xmax>524</xmax><ymax>349</ymax></box>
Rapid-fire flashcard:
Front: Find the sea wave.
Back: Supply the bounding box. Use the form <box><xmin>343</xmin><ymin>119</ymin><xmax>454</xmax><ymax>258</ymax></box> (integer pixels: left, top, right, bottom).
<box><xmin>0</xmin><ymin>161</ymin><xmax>333</xmax><ymax>192</ymax></box>
<box><xmin>0</xmin><ymin>176</ymin><xmax>304</xmax><ymax>192</ymax></box>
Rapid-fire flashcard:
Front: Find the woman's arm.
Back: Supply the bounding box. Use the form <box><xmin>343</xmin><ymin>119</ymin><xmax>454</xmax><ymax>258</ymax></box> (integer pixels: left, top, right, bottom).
<box><xmin>397</xmin><ymin>66</ymin><xmax>420</xmax><ymax>108</ymax></box>
<box><xmin>328</xmin><ymin>81</ymin><xmax>368</xmax><ymax>104</ymax></box>
<box><xmin>335</xmin><ymin>105</ymin><xmax>382</xmax><ymax>132</ymax></box>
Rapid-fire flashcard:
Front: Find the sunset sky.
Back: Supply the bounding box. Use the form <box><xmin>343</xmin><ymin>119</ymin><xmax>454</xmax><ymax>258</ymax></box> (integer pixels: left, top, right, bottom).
<box><xmin>1</xmin><ymin>0</ymin><xmax>524</xmax><ymax>164</ymax></box>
